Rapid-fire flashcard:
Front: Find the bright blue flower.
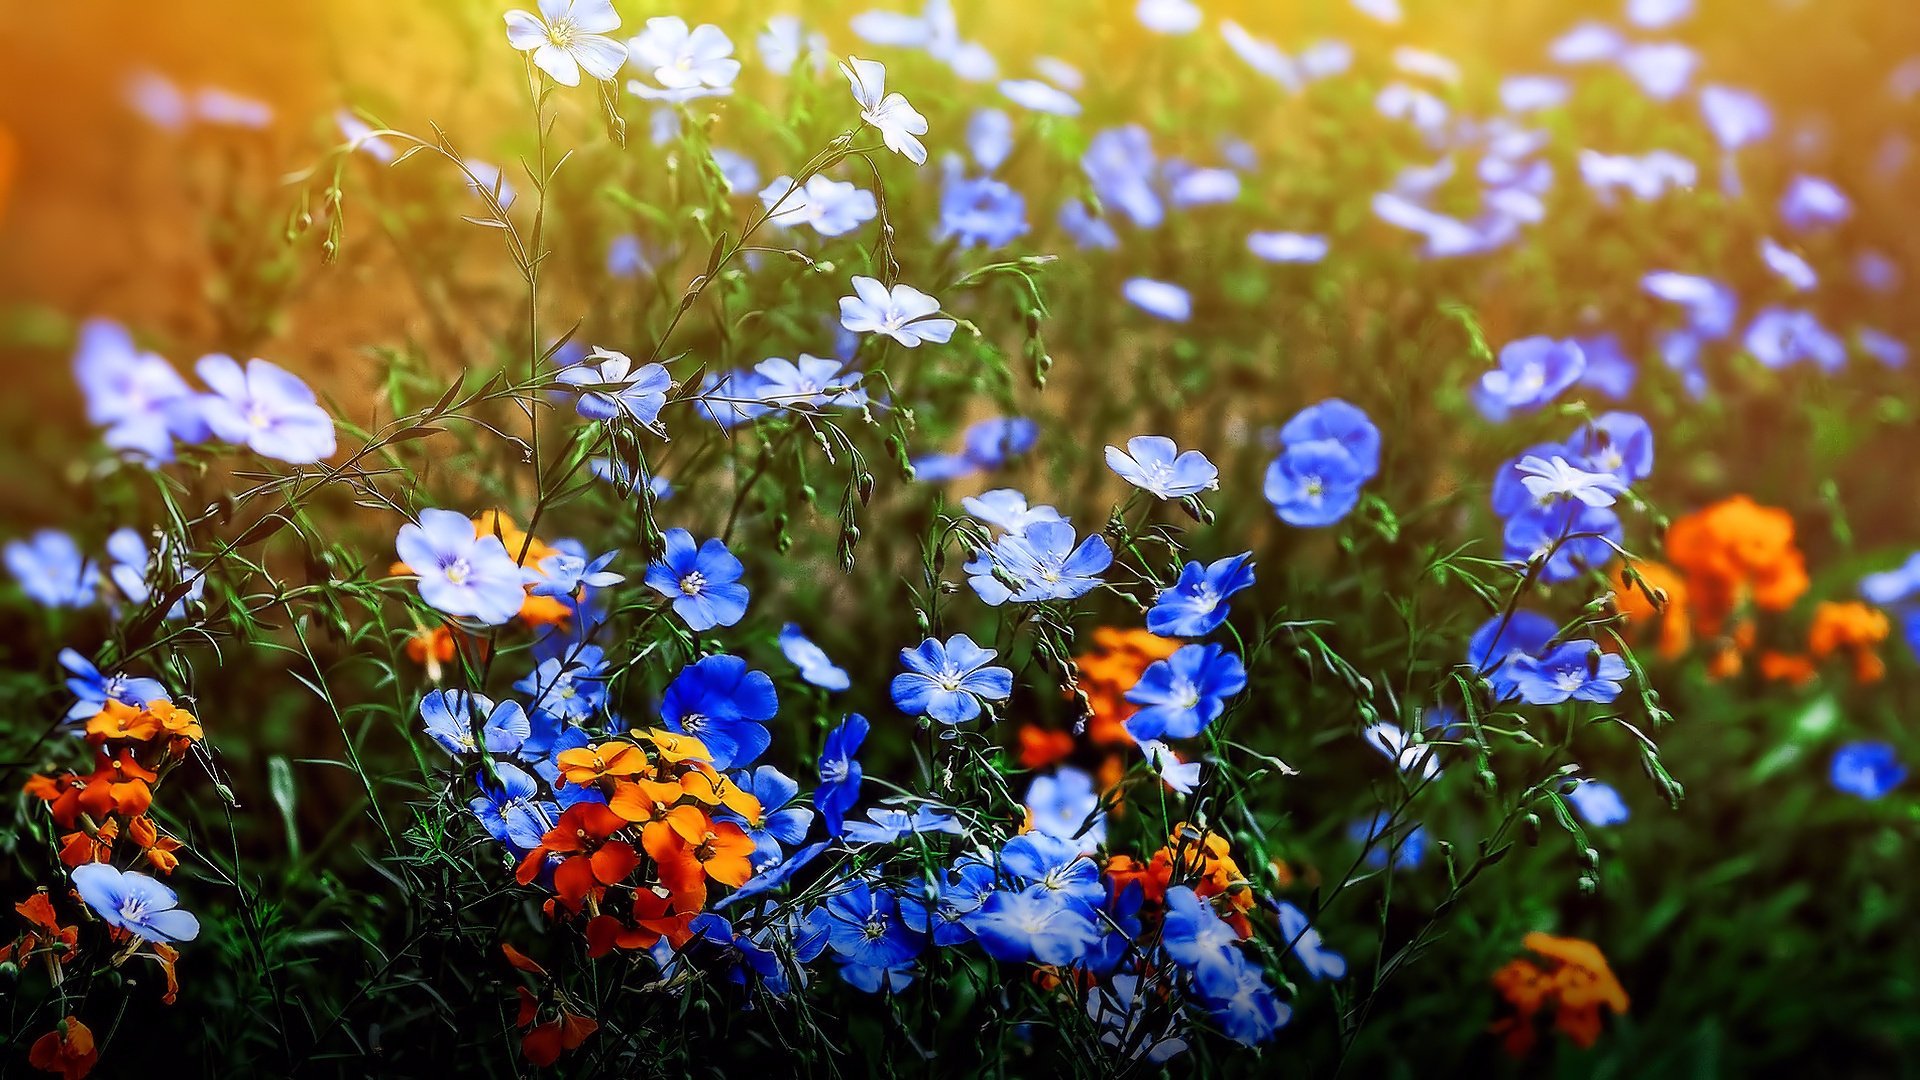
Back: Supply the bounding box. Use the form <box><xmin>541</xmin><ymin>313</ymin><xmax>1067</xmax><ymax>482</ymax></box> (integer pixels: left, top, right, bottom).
<box><xmin>1503</xmin><ymin>501</ymin><xmax>1623</xmax><ymax>584</ymax></box>
<box><xmin>1474</xmin><ymin>337</ymin><xmax>1586</xmax><ymax>421</ymax></box>
<box><xmin>71</xmin><ymin>863</ymin><xmax>200</xmax><ymax>943</ymax></box>
<box><xmin>960</xmin><ymin>489</ymin><xmax>1064</xmax><ymax>535</ymax></box>
<box><xmin>1831</xmin><ymin>741</ymin><xmax>1905</xmax><ymax>800</ymax></box>
<box><xmin>938</xmin><ymin>164</ymin><xmax>1028</xmax><ymax>248</ymax></box>
<box><xmin>1780</xmin><ymin>174</ymin><xmax>1850</xmax><ymax>231</ymax></box>
<box><xmin>997</xmin><ymin>832</ymin><xmax>1104</xmax><ymax>908</ymax></box>
<box><xmin>1349</xmin><ymin>811</ymin><xmax>1426</xmax><ymax>869</ymax></box>
<box><xmin>72</xmin><ymin>319</ymin><xmax>202</xmax><ymax>464</ymax></box>
<box><xmin>838</xmin><ymin>959</ymin><xmax>918</xmax><ymax>993</ymax></box>
<box><xmin>1166</xmin><ymin>162</ymin><xmax>1240</xmax><ymax>208</ymax></box>
<box><xmin>719</xmin><ymin>765</ymin><xmax>814</xmax><ymax>858</ymax></box>
<box><xmin>1124</xmin><ymin>643</ymin><xmax>1247</xmax><ymax>741</ymax></box>
<box><xmin>1566</xmin><ymin>779</ymin><xmax>1630</xmax><ymax>826</ymax></box>
<box><xmin>660</xmin><ymin>654</ymin><xmax>778</xmax><ymax>770</ymax></box>
<box><xmin>1508</xmin><ymin>639</ymin><xmax>1630</xmax><ymax>705</ymax></box>
<box><xmin>1274</xmin><ymin>901</ymin><xmax>1346</xmax><ymax>980</ymax></box>
<box><xmin>890</xmin><ymin>633</ymin><xmax>1013</xmax><ymax>724</ymax></box>
<box><xmin>195</xmin><ymin>354</ymin><xmax>337</xmax><ymax>464</ymax></box>
<box><xmin>420</xmin><ymin>690</ymin><xmax>531</xmax><ymax>756</ymax></box>
<box><xmin>530</xmin><ymin>547</ymin><xmax>622</xmax><ymax>600</ymax></box>
<box><xmin>6</xmin><ymin>530</ymin><xmax>98</xmax><ymax>608</ymax></box>
<box><xmin>712</xmin><ymin>840</ymin><xmax>831</xmax><ymax>911</ymax></box>
<box><xmin>1105</xmin><ymin>435</ymin><xmax>1218</xmax><ymax>499</ymax></box>
<box><xmin>1123</xmin><ymin>278</ymin><xmax>1191</xmax><ymax>322</ymax></box>
<box><xmin>513</xmin><ymin>645</ymin><xmax>609</xmax><ymax>720</ymax></box>
<box><xmin>1263</xmin><ymin>439</ymin><xmax>1367</xmax><ymax>527</ymax></box>
<box><xmin>1023</xmin><ymin>766</ymin><xmax>1106</xmax><ymax>852</ymax></box>
<box><xmin>60</xmin><ymin>648</ymin><xmax>169</xmax><ymax>724</ymax></box>
<box><xmin>1082</xmin><ymin>125</ymin><xmax>1161</xmax><ymax>228</ymax></box>
<box><xmin>1161</xmin><ymin>885</ymin><xmax>1243</xmax><ymax>984</ymax></box>
<box><xmin>918</xmin><ymin>856</ymin><xmax>997</xmax><ymax>946</ymax></box>
<box><xmin>817</xmin><ymin>713</ymin><xmax>868</xmax><ymax>837</ymax></box>
<box><xmin>396</xmin><ymin>508</ymin><xmax>529</xmax><ymax>625</ymax></box>
<box><xmin>1195</xmin><ymin>951</ymin><xmax>1291</xmax><ymax>1046</ymax></box>
<box><xmin>1745</xmin><ymin>307</ymin><xmax>1846</xmax><ymax>372</ymax></box>
<box><xmin>841</xmin><ymin>804</ymin><xmax>963</xmax><ymax>845</ymax></box>
<box><xmin>1571</xmin><ymin>412</ymin><xmax>1655</xmax><ymax>485</ymax></box>
<box><xmin>751</xmin><ymin>354</ymin><xmax>868</xmax><ymax>412</ymax></box>
<box><xmin>963</xmin><ymin>520</ymin><xmax>1113</xmax><ymax>605</ymax></box>
<box><xmin>470</xmin><ymin>761</ymin><xmax>557</xmax><ymax>850</ymax></box>
<box><xmin>962</xmin><ymin>417</ymin><xmax>1039</xmax><ymax>469</ymax></box>
<box><xmin>1148</xmin><ymin>552</ymin><xmax>1255</xmax><ymax>638</ymax></box>
<box><xmin>1468</xmin><ymin>610</ymin><xmax>1558</xmax><ymax>698</ymax></box>
<box><xmin>1279</xmin><ymin>398</ymin><xmax>1381</xmax><ymax>480</ymax></box>
<box><xmin>555</xmin><ymin>348</ymin><xmax>672</xmax><ymax>428</ymax></box>
<box><xmin>692</xmin><ymin>370</ymin><xmax>762</xmax><ymax>430</ymax></box>
<box><xmin>780</xmin><ymin>623</ymin><xmax>851</xmax><ymax>691</ymax></box>
<box><xmin>968</xmin><ymin>883</ymin><xmax>1103</xmax><ymax>965</ymax></box>
<box><xmin>839</xmin><ymin>276</ymin><xmax>956</xmax><ymax>348</ymax></box>
<box><xmin>1086</xmin><ymin>973</ymin><xmax>1192</xmax><ymax>1062</ymax></box>
<box><xmin>1574</xmin><ymin>334</ymin><xmax>1637</xmax><ymax>399</ymax></box>
<box><xmin>644</xmin><ymin>529</ymin><xmax>749</xmax><ymax>631</ymax></box>
<box><xmin>911</xmin><ymin>452</ymin><xmax>977</xmax><ymax>483</ymax></box>
<box><xmin>1861</xmin><ymin>553</ymin><xmax>1920</xmax><ymax>607</ymax></box>
<box><xmin>1058</xmin><ymin>199</ymin><xmax>1120</xmax><ymax>250</ymax></box>
<box><xmin>1643</xmin><ymin>272</ymin><xmax>1739</xmax><ymax>338</ymax></box>
<box><xmin>105</xmin><ymin>529</ymin><xmax>201</xmax><ymax>618</ymax></box>
<box><xmin>823</xmin><ymin>878</ymin><xmax>922</xmax><ymax>969</ymax></box>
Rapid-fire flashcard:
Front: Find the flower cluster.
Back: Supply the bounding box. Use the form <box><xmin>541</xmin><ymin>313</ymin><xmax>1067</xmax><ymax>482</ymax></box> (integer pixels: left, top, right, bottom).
<box><xmin>1490</xmin><ymin>932</ymin><xmax>1631</xmax><ymax>1058</ymax></box>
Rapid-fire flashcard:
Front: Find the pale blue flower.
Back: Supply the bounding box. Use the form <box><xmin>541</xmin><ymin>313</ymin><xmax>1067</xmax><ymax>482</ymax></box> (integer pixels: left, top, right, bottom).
<box><xmin>626</xmin><ymin>17</ymin><xmax>739</xmax><ymax>101</ymax></box>
<box><xmin>503</xmin><ymin>0</ymin><xmax>625</xmax><ymax>87</ymax></box>
<box><xmin>1105</xmin><ymin>436</ymin><xmax>1218</xmax><ymax>499</ymax></box>
<box><xmin>842</xmin><ymin>57</ymin><xmax>930</xmax><ymax>165</ymax></box>
<box><xmin>72</xmin><ymin>863</ymin><xmax>200</xmax><ymax>943</ymax></box>
<box><xmin>963</xmin><ymin>520</ymin><xmax>1112</xmax><ymax>605</ymax></box>
<box><xmin>759</xmin><ymin>174</ymin><xmax>877</xmax><ymax>237</ymax></box>
<box><xmin>839</xmin><ymin>276</ymin><xmax>956</xmax><ymax>347</ymax></box>
<box><xmin>1123</xmin><ymin>278</ymin><xmax>1191</xmax><ymax>321</ymax></box>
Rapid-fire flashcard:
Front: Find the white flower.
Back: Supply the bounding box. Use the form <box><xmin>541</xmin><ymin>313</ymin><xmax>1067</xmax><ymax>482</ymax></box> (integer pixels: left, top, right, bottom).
<box><xmin>627</xmin><ymin>17</ymin><xmax>740</xmax><ymax>101</ymax></box>
<box><xmin>841</xmin><ymin>57</ymin><xmax>930</xmax><ymax>165</ymax></box>
<box><xmin>838</xmin><ymin>276</ymin><xmax>955</xmax><ymax>347</ymax></box>
<box><xmin>503</xmin><ymin>0</ymin><xmax>625</xmax><ymax>87</ymax></box>
<box><xmin>1139</xmin><ymin>739</ymin><xmax>1202</xmax><ymax>795</ymax></box>
<box><xmin>1517</xmin><ymin>454</ymin><xmax>1629</xmax><ymax>508</ymax></box>
<box><xmin>1362</xmin><ymin>723</ymin><xmax>1441</xmax><ymax>781</ymax></box>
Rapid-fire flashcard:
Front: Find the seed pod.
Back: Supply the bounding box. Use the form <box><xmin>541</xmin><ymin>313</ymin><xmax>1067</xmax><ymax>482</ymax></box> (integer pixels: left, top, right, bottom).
<box><xmin>1522</xmin><ymin>813</ymin><xmax>1541</xmax><ymax>846</ymax></box>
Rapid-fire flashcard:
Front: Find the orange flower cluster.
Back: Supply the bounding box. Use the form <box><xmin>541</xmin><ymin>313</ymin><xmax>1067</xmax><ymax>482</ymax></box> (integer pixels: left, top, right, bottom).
<box><xmin>25</xmin><ymin>697</ymin><xmax>199</xmax><ymax>877</ymax></box>
<box><xmin>394</xmin><ymin>511</ymin><xmax>573</xmax><ymax>682</ymax></box>
<box><xmin>502</xmin><ymin>944</ymin><xmax>600</xmax><ymax>1067</ymax></box>
<box><xmin>1019</xmin><ymin>629</ymin><xmax>1182</xmax><ymax>803</ymax></box>
<box><xmin>1618</xmin><ymin>498</ymin><xmax>1889</xmax><ymax>685</ymax></box>
<box><xmin>0</xmin><ymin>893</ymin><xmax>79</xmax><ymax>983</ymax></box>
<box><xmin>1490</xmin><ymin>932</ymin><xmax>1630</xmax><ymax>1058</ymax></box>
<box><xmin>509</xmin><ymin>731</ymin><xmax>761</xmax><ymax>956</ymax></box>
<box><xmin>1107</xmin><ymin>822</ymin><xmax>1256</xmax><ymax>937</ymax></box>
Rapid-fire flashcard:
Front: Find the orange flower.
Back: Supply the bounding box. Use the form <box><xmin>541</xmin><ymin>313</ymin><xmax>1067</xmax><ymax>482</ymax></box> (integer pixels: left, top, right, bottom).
<box><xmin>85</xmin><ymin>700</ymin><xmax>161</xmax><ymax>743</ymax></box>
<box><xmin>145</xmin><ymin>701</ymin><xmax>203</xmax><ymax>743</ymax></box>
<box><xmin>57</xmin><ymin>819</ymin><xmax>117</xmax><ymax>868</ymax></box>
<box><xmin>126</xmin><ymin>815</ymin><xmax>184</xmax><ymax>874</ymax></box>
<box><xmin>1807</xmin><ymin>600</ymin><xmax>1890</xmax><ymax>683</ymax></box>
<box><xmin>1105</xmin><ymin>854</ymin><xmax>1170</xmax><ymax>905</ymax></box>
<box><xmin>0</xmin><ymin>124</ymin><xmax>14</xmax><ymax>227</ymax></box>
<box><xmin>1610</xmin><ymin>562</ymin><xmax>1690</xmax><ymax>660</ymax></box>
<box><xmin>643</xmin><ymin>728</ymin><xmax>712</xmax><ymax>763</ymax></box>
<box><xmin>1491</xmin><ymin>933</ymin><xmax>1629</xmax><ymax>1058</ymax></box>
<box><xmin>643</xmin><ymin>819</ymin><xmax>755</xmax><ymax>913</ymax></box>
<box><xmin>140</xmin><ymin>942</ymin><xmax>181</xmax><ymax>1005</ymax></box>
<box><xmin>585</xmin><ymin>886</ymin><xmax>695</xmax><ymax>956</ymax></box>
<box><xmin>514</xmin><ymin>989</ymin><xmax>598</xmax><ymax>1067</ymax></box>
<box><xmin>1757</xmin><ymin>651</ymin><xmax>1817</xmax><ymax>686</ymax></box>
<box><xmin>1665</xmin><ymin>495</ymin><xmax>1808</xmax><ymax>638</ymax></box>
<box><xmin>514</xmin><ymin>804</ymin><xmax>639</xmax><ymax>907</ymax></box>
<box><xmin>1072</xmin><ymin>628</ymin><xmax>1180</xmax><ymax>746</ymax></box>
<box><xmin>0</xmin><ymin>893</ymin><xmax>80</xmax><ymax>973</ymax></box>
<box><xmin>1017</xmin><ymin>725</ymin><xmax>1075</xmax><ymax>769</ymax></box>
<box><xmin>556</xmin><ymin>741</ymin><xmax>650</xmax><ymax>786</ymax></box>
<box><xmin>28</xmin><ymin>1017</ymin><xmax>97</xmax><ymax>1079</ymax></box>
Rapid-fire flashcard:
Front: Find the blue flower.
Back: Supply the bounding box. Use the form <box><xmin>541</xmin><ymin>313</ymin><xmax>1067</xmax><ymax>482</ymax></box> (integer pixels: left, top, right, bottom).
<box><xmin>644</xmin><ymin>529</ymin><xmax>749</xmax><ymax>631</ymax></box>
<box><xmin>1348</xmin><ymin>812</ymin><xmax>1426</xmax><ymax>869</ymax></box>
<box><xmin>841</xmin><ymin>804</ymin><xmax>962</xmax><ymax>844</ymax></box>
<box><xmin>1274</xmin><ymin>901</ymin><xmax>1346</xmax><ymax>980</ymax></box>
<box><xmin>195</xmin><ymin>355</ymin><xmax>337</xmax><ymax>464</ymax></box>
<box><xmin>1247</xmin><ymin>231</ymin><xmax>1329</xmax><ymax>263</ymax></box>
<box><xmin>1503</xmin><ymin>502</ymin><xmax>1622</xmax><ymax>585</ymax></box>
<box><xmin>960</xmin><ymin>489</ymin><xmax>1064</xmax><ymax>535</ymax></box>
<box><xmin>962</xmin><ymin>417</ymin><xmax>1039</xmax><ymax>469</ymax></box>
<box><xmin>1508</xmin><ymin>639</ymin><xmax>1631</xmax><ymax>705</ymax></box>
<box><xmin>6</xmin><ymin>531</ymin><xmax>99</xmax><ymax>608</ymax></box>
<box><xmin>968</xmin><ymin>884</ymin><xmax>1102</xmax><ymax>965</ymax></box>
<box><xmin>938</xmin><ymin>165</ymin><xmax>1028</xmax><ymax>248</ymax></box>
<box><xmin>1861</xmin><ymin>553</ymin><xmax>1920</xmax><ymax>607</ymax></box>
<box><xmin>1148</xmin><ymin>552</ymin><xmax>1256</xmax><ymax>638</ymax></box>
<box><xmin>963</xmin><ymin>520</ymin><xmax>1113</xmax><ymax>605</ymax></box>
<box><xmin>780</xmin><ymin>623</ymin><xmax>851</xmax><ymax>691</ymax></box>
<box><xmin>918</xmin><ymin>857</ymin><xmax>997</xmax><ymax>946</ymax></box>
<box><xmin>1279</xmin><ymin>399</ymin><xmax>1381</xmax><ymax>480</ymax></box>
<box><xmin>1263</xmin><ymin>440</ymin><xmax>1367</xmax><ymax>527</ymax></box>
<box><xmin>1194</xmin><ymin>952</ymin><xmax>1291</xmax><ymax>1046</ymax></box>
<box><xmin>59</xmin><ymin>648</ymin><xmax>169</xmax><ymax>723</ymax></box>
<box><xmin>469</xmin><ymin>761</ymin><xmax>557</xmax><ymax>850</ymax></box>
<box><xmin>1831</xmin><ymin>741</ymin><xmax>1905</xmax><ymax>800</ymax></box>
<box><xmin>823</xmin><ymin>879</ymin><xmax>922</xmax><ymax>969</ymax></box>
<box><xmin>691</xmin><ymin>370</ymin><xmax>762</xmax><ymax>430</ymax></box>
<box><xmin>1023</xmin><ymin>766</ymin><xmax>1106</xmax><ymax>852</ymax></box>
<box><xmin>626</xmin><ymin>17</ymin><xmax>740</xmax><ymax>102</ymax></box>
<box><xmin>660</xmin><ymin>654</ymin><xmax>778</xmax><ymax>770</ymax></box>
<box><xmin>420</xmin><ymin>690</ymin><xmax>531</xmax><ymax>756</ymax></box>
<box><xmin>890</xmin><ymin>634</ymin><xmax>1013</xmax><ymax>724</ymax></box>
<box><xmin>1104</xmin><ymin>436</ymin><xmax>1218</xmax><ymax>499</ymax></box>
<box><xmin>1082</xmin><ymin>125</ymin><xmax>1161</xmax><ymax>228</ymax></box>
<box><xmin>1468</xmin><ymin>610</ymin><xmax>1558</xmax><ymax>698</ymax></box>
<box><xmin>1058</xmin><ymin>199</ymin><xmax>1119</xmax><ymax>250</ymax></box>
<box><xmin>966</xmin><ymin>107</ymin><xmax>1012</xmax><ymax>170</ymax></box>
<box><xmin>718</xmin><ymin>765</ymin><xmax>815</xmax><ymax>858</ymax></box>
<box><xmin>1745</xmin><ymin>307</ymin><xmax>1846</xmax><ymax>372</ymax></box>
<box><xmin>758</xmin><ymin>174</ymin><xmax>877</xmax><ymax>237</ymax></box>
<box><xmin>838</xmin><ymin>276</ymin><xmax>955</xmax><ymax>347</ymax></box>
<box><xmin>71</xmin><ymin>863</ymin><xmax>200</xmax><ymax>943</ymax></box>
<box><xmin>751</xmin><ymin>354</ymin><xmax>868</xmax><ymax>412</ymax></box>
<box><xmin>998</xmin><ymin>78</ymin><xmax>1079</xmax><ymax>116</ymax></box>
<box><xmin>1780</xmin><ymin>174</ymin><xmax>1850</xmax><ymax>231</ymax></box>
<box><xmin>817</xmin><ymin>714</ymin><xmax>868</xmax><ymax>837</ymax></box>
<box><xmin>396</xmin><ymin>509</ymin><xmax>529</xmax><ymax>625</ymax></box>
<box><xmin>71</xmin><ymin>319</ymin><xmax>202</xmax><ymax>464</ymax></box>
<box><xmin>1124</xmin><ymin>643</ymin><xmax>1247</xmax><ymax>740</ymax></box>
<box><xmin>529</xmin><ymin>548</ymin><xmax>622</xmax><ymax>600</ymax></box>
<box><xmin>1617</xmin><ymin>41</ymin><xmax>1696</xmax><ymax>100</ymax></box>
<box><xmin>1122</xmin><ymin>278</ymin><xmax>1191</xmax><ymax>322</ymax></box>
<box><xmin>1571</xmin><ymin>412</ymin><xmax>1655</xmax><ymax>485</ymax></box>
<box><xmin>1474</xmin><ymin>337</ymin><xmax>1586</xmax><ymax>421</ymax></box>
<box><xmin>1760</xmin><ymin>238</ymin><xmax>1817</xmax><ymax>292</ymax></box>
<box><xmin>1643</xmin><ymin>272</ymin><xmax>1739</xmax><ymax>338</ymax></box>
<box><xmin>513</xmin><ymin>645</ymin><xmax>609</xmax><ymax>720</ymax></box>
<box><xmin>1566</xmin><ymin>779</ymin><xmax>1630</xmax><ymax>826</ymax></box>
<box><xmin>106</xmin><ymin>528</ymin><xmax>202</xmax><ymax>618</ymax></box>
<box><xmin>1574</xmin><ymin>335</ymin><xmax>1637</xmax><ymax>399</ymax></box>
<box><xmin>554</xmin><ymin>348</ymin><xmax>672</xmax><ymax>428</ymax></box>
<box><xmin>1161</xmin><ymin>885</ymin><xmax>1243</xmax><ymax>985</ymax></box>
<box><xmin>997</xmin><ymin>832</ymin><xmax>1104</xmax><ymax>908</ymax></box>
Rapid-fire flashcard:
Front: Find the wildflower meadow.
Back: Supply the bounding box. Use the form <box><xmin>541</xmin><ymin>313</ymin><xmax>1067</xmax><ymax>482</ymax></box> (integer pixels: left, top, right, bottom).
<box><xmin>4</xmin><ymin>0</ymin><xmax>1920</xmax><ymax>1074</ymax></box>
